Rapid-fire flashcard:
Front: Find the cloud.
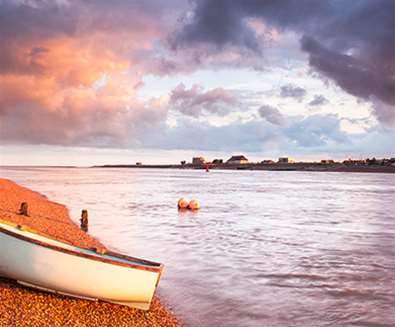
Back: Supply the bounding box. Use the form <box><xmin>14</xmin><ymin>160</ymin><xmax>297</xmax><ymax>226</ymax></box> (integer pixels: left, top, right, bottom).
<box><xmin>172</xmin><ymin>0</ymin><xmax>395</xmax><ymax>124</ymax></box>
<box><xmin>0</xmin><ymin>0</ymin><xmax>173</xmax><ymax>147</ymax></box>
<box><xmin>258</xmin><ymin>105</ymin><xmax>285</xmax><ymax>126</ymax></box>
<box><xmin>1</xmin><ymin>0</ymin><xmax>394</xmax><ymax>157</ymax></box>
<box><xmin>0</xmin><ymin>82</ymin><xmax>168</xmax><ymax>147</ymax></box>
<box><xmin>302</xmin><ymin>36</ymin><xmax>395</xmax><ymax>121</ymax></box>
<box><xmin>284</xmin><ymin>114</ymin><xmax>349</xmax><ymax>148</ymax></box>
<box><xmin>145</xmin><ymin>117</ymin><xmax>280</xmax><ymax>152</ymax></box>
<box><xmin>309</xmin><ymin>95</ymin><xmax>329</xmax><ymax>107</ymax></box>
<box><xmin>280</xmin><ymin>84</ymin><xmax>306</xmax><ymax>101</ymax></box>
<box><xmin>170</xmin><ymin>1</ymin><xmax>260</xmax><ymax>53</ymax></box>
<box><xmin>171</xmin><ymin>0</ymin><xmax>329</xmax><ymax>53</ymax></box>
<box><xmin>370</xmin><ymin>98</ymin><xmax>395</xmax><ymax>127</ymax></box>
<box><xmin>169</xmin><ymin>83</ymin><xmax>238</xmax><ymax>117</ymax></box>
<box><xmin>140</xmin><ymin>113</ymin><xmax>394</xmax><ymax>160</ymax></box>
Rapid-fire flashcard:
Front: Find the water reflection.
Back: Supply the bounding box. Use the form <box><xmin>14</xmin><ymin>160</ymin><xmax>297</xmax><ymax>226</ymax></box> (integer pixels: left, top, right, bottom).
<box><xmin>1</xmin><ymin>167</ymin><xmax>394</xmax><ymax>327</ymax></box>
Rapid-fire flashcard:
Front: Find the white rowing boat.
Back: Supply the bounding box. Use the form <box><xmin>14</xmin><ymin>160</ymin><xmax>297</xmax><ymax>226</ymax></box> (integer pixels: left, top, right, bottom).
<box><xmin>0</xmin><ymin>220</ymin><xmax>163</xmax><ymax>310</ymax></box>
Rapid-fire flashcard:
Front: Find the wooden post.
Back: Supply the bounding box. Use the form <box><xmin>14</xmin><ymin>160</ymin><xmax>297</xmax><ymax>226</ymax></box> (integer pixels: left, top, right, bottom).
<box><xmin>80</xmin><ymin>209</ymin><xmax>88</xmax><ymax>232</ymax></box>
<box><xmin>19</xmin><ymin>202</ymin><xmax>29</xmax><ymax>216</ymax></box>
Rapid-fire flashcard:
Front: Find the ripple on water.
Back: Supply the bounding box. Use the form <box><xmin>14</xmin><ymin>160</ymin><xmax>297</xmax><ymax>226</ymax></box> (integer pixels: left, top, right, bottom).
<box><xmin>1</xmin><ymin>167</ymin><xmax>394</xmax><ymax>327</ymax></box>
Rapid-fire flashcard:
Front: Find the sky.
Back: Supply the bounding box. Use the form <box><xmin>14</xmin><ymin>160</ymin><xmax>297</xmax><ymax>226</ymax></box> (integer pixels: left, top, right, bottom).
<box><xmin>0</xmin><ymin>0</ymin><xmax>394</xmax><ymax>165</ymax></box>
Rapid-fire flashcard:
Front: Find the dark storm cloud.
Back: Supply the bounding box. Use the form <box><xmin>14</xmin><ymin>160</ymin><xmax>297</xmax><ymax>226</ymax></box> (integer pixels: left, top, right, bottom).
<box><xmin>172</xmin><ymin>0</ymin><xmax>330</xmax><ymax>51</ymax></box>
<box><xmin>280</xmin><ymin>84</ymin><xmax>306</xmax><ymax>101</ymax></box>
<box><xmin>0</xmin><ymin>1</ymin><xmax>78</xmax><ymax>41</ymax></box>
<box><xmin>171</xmin><ymin>1</ymin><xmax>258</xmax><ymax>53</ymax></box>
<box><xmin>301</xmin><ymin>36</ymin><xmax>395</xmax><ymax>108</ymax></box>
<box><xmin>173</xmin><ymin>0</ymin><xmax>395</xmax><ymax>124</ymax></box>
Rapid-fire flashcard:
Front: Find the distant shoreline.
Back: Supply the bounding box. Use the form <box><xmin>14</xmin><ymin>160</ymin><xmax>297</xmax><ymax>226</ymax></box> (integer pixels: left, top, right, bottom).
<box><xmin>2</xmin><ymin>164</ymin><xmax>394</xmax><ymax>173</ymax></box>
<box><xmin>93</xmin><ymin>163</ymin><xmax>395</xmax><ymax>174</ymax></box>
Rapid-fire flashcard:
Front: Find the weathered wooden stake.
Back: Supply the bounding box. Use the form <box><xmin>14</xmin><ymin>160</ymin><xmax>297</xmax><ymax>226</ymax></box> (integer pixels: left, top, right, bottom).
<box><xmin>19</xmin><ymin>202</ymin><xmax>29</xmax><ymax>216</ymax></box>
<box><xmin>80</xmin><ymin>209</ymin><xmax>88</xmax><ymax>232</ymax></box>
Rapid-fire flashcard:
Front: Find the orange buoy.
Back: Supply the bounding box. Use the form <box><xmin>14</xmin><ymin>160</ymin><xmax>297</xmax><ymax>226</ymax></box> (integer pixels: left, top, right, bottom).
<box><xmin>178</xmin><ymin>198</ymin><xmax>189</xmax><ymax>209</ymax></box>
<box><xmin>188</xmin><ymin>199</ymin><xmax>200</xmax><ymax>210</ymax></box>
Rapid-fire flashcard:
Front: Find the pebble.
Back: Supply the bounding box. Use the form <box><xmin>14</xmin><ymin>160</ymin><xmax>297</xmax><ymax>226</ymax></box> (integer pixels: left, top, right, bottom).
<box><xmin>0</xmin><ymin>179</ymin><xmax>181</xmax><ymax>327</ymax></box>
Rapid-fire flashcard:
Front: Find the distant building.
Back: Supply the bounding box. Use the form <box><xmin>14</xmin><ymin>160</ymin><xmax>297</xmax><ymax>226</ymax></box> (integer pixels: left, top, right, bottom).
<box><xmin>343</xmin><ymin>159</ymin><xmax>366</xmax><ymax>165</ymax></box>
<box><xmin>192</xmin><ymin>157</ymin><xmax>206</xmax><ymax>165</ymax></box>
<box><xmin>261</xmin><ymin>160</ymin><xmax>275</xmax><ymax>164</ymax></box>
<box><xmin>379</xmin><ymin>158</ymin><xmax>390</xmax><ymax>166</ymax></box>
<box><xmin>212</xmin><ymin>159</ymin><xmax>223</xmax><ymax>164</ymax></box>
<box><xmin>278</xmin><ymin>157</ymin><xmax>294</xmax><ymax>164</ymax></box>
<box><xmin>226</xmin><ymin>155</ymin><xmax>248</xmax><ymax>165</ymax></box>
<box><xmin>366</xmin><ymin>157</ymin><xmax>378</xmax><ymax>165</ymax></box>
<box><xmin>321</xmin><ymin>159</ymin><xmax>335</xmax><ymax>164</ymax></box>
<box><xmin>136</xmin><ymin>162</ymin><xmax>142</xmax><ymax>166</ymax></box>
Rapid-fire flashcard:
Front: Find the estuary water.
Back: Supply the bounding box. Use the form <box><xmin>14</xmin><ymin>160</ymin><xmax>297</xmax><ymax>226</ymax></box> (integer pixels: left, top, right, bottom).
<box><xmin>1</xmin><ymin>167</ymin><xmax>394</xmax><ymax>327</ymax></box>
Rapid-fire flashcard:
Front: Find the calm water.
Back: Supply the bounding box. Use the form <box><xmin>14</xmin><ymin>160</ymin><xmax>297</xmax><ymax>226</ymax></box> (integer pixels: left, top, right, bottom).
<box><xmin>1</xmin><ymin>167</ymin><xmax>395</xmax><ymax>327</ymax></box>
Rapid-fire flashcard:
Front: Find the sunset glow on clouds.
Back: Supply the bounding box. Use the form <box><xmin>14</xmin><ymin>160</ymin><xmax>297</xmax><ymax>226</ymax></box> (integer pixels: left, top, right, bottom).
<box><xmin>0</xmin><ymin>0</ymin><xmax>394</xmax><ymax>165</ymax></box>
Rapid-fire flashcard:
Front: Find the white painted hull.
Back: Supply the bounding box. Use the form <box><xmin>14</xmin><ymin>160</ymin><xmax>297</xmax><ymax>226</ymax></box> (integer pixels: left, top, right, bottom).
<box><xmin>0</xmin><ymin>221</ymin><xmax>163</xmax><ymax>310</ymax></box>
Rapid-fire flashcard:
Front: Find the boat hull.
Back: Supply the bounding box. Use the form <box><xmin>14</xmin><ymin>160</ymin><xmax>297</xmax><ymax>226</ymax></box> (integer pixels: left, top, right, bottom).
<box><xmin>0</xmin><ymin>222</ymin><xmax>162</xmax><ymax>310</ymax></box>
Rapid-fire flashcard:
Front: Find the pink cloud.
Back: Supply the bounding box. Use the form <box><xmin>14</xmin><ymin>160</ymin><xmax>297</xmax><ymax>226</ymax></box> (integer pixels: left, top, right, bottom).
<box><xmin>0</xmin><ymin>0</ymin><xmax>172</xmax><ymax>146</ymax></box>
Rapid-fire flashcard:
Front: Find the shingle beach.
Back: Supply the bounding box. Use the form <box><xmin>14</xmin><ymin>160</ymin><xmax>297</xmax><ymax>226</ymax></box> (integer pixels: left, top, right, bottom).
<box><xmin>0</xmin><ymin>178</ymin><xmax>180</xmax><ymax>326</ymax></box>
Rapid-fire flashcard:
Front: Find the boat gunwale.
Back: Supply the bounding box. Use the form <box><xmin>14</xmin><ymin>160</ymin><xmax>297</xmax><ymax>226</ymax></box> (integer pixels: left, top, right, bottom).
<box><xmin>0</xmin><ymin>223</ymin><xmax>163</xmax><ymax>273</ymax></box>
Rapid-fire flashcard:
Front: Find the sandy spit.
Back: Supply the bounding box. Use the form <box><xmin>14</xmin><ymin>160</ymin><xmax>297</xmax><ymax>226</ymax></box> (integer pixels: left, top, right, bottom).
<box><xmin>0</xmin><ymin>178</ymin><xmax>180</xmax><ymax>327</ymax></box>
